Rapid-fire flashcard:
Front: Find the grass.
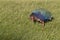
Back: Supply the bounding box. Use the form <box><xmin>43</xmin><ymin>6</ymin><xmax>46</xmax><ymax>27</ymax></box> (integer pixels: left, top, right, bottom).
<box><xmin>0</xmin><ymin>0</ymin><xmax>60</xmax><ymax>40</ymax></box>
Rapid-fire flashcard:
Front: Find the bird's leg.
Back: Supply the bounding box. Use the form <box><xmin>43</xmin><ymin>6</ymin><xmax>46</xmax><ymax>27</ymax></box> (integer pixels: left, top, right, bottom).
<box><xmin>42</xmin><ymin>21</ymin><xmax>45</xmax><ymax>26</ymax></box>
<box><xmin>40</xmin><ymin>20</ymin><xmax>45</xmax><ymax>29</ymax></box>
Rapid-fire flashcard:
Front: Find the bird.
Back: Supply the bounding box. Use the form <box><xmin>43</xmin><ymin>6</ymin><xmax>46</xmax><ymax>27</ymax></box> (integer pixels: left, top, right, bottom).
<box><xmin>30</xmin><ymin>8</ymin><xmax>53</xmax><ymax>26</ymax></box>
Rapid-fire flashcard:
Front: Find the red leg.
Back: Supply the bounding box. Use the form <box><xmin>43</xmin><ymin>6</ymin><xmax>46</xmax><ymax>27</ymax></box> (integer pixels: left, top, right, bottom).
<box><xmin>42</xmin><ymin>21</ymin><xmax>45</xmax><ymax>26</ymax></box>
<box><xmin>41</xmin><ymin>21</ymin><xmax>45</xmax><ymax>30</ymax></box>
<box><xmin>39</xmin><ymin>19</ymin><xmax>45</xmax><ymax>26</ymax></box>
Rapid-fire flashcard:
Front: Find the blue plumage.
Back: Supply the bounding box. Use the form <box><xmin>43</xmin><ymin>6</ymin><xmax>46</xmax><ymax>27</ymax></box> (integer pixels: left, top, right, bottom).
<box><xmin>31</xmin><ymin>9</ymin><xmax>53</xmax><ymax>22</ymax></box>
<box><xmin>32</xmin><ymin>13</ymin><xmax>45</xmax><ymax>21</ymax></box>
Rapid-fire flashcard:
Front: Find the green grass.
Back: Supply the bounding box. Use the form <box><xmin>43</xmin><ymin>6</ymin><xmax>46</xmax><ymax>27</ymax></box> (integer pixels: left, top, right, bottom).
<box><xmin>0</xmin><ymin>0</ymin><xmax>60</xmax><ymax>40</ymax></box>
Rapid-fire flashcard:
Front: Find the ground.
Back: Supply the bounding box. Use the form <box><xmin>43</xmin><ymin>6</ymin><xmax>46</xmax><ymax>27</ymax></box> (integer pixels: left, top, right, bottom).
<box><xmin>0</xmin><ymin>0</ymin><xmax>60</xmax><ymax>40</ymax></box>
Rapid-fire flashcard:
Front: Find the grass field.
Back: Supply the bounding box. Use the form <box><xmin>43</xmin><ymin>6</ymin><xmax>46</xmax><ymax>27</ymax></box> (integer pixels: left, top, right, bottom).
<box><xmin>0</xmin><ymin>0</ymin><xmax>60</xmax><ymax>40</ymax></box>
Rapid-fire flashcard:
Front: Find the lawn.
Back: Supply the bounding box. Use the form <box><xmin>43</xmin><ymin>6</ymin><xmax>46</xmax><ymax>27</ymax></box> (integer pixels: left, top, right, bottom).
<box><xmin>0</xmin><ymin>0</ymin><xmax>60</xmax><ymax>40</ymax></box>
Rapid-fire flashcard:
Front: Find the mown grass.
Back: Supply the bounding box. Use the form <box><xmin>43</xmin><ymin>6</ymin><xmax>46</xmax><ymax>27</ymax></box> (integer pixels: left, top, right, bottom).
<box><xmin>0</xmin><ymin>0</ymin><xmax>60</xmax><ymax>40</ymax></box>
